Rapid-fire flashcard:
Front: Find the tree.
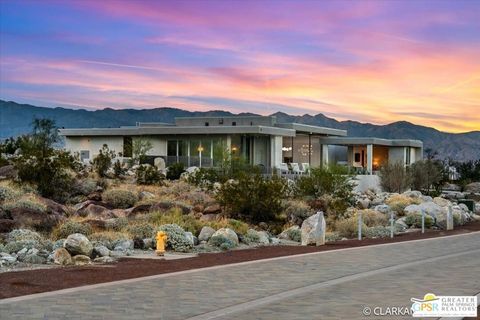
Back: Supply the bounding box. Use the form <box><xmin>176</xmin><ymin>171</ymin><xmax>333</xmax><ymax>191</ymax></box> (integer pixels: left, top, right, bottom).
<box><xmin>92</xmin><ymin>144</ymin><xmax>116</xmax><ymax>177</ymax></box>
<box><xmin>132</xmin><ymin>137</ymin><xmax>153</xmax><ymax>164</ymax></box>
<box><xmin>410</xmin><ymin>160</ymin><xmax>443</xmax><ymax>194</ymax></box>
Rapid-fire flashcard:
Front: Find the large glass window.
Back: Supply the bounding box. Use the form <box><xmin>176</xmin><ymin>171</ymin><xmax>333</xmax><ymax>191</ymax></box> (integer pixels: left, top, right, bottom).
<box><xmin>123</xmin><ymin>137</ymin><xmax>132</xmax><ymax>157</ymax></box>
<box><xmin>167</xmin><ymin>140</ymin><xmax>177</xmax><ymax>156</ymax></box>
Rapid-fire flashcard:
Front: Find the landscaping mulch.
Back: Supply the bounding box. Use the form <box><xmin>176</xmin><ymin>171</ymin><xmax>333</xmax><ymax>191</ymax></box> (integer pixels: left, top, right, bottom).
<box><xmin>1</xmin><ymin>221</ymin><xmax>480</xmax><ymax>299</ymax></box>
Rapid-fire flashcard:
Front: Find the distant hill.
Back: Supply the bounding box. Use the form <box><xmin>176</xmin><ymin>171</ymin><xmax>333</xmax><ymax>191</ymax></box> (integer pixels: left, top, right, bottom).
<box><xmin>1</xmin><ymin>100</ymin><xmax>479</xmax><ymax>161</ymax></box>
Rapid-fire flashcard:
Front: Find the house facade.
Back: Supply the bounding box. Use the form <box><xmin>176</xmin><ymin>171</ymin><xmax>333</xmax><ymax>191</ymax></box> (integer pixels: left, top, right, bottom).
<box><xmin>59</xmin><ymin>116</ymin><xmax>423</xmax><ymax>174</ymax></box>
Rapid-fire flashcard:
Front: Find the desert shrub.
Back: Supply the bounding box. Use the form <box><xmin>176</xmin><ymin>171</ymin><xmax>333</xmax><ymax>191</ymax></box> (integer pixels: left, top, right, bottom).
<box><xmin>148</xmin><ymin>208</ymin><xmax>202</xmax><ymax>235</ymax></box>
<box><xmin>136</xmin><ymin>165</ymin><xmax>164</xmax><ymax>185</ymax></box>
<box><xmin>127</xmin><ymin>223</ymin><xmax>155</xmax><ymax>239</ymax></box>
<box><xmin>287</xmin><ymin>228</ymin><xmax>301</xmax><ymax>242</ymax></box>
<box><xmin>241</xmin><ymin>229</ymin><xmax>261</xmax><ymax>244</ymax></box>
<box><xmin>325</xmin><ymin>231</ymin><xmax>341</xmax><ymax>242</ymax></box>
<box><xmin>404</xmin><ymin>213</ymin><xmax>434</xmax><ymax>228</ymax></box>
<box><xmin>206</xmin><ymin>218</ymin><xmax>249</xmax><ymax>236</ymax></box>
<box><xmin>89</xmin><ymin>231</ymin><xmax>131</xmax><ymax>249</ymax></box>
<box><xmin>186</xmin><ymin>167</ymin><xmax>221</xmax><ymax>189</ymax></box>
<box><xmin>2</xmin><ymin>198</ymin><xmax>47</xmax><ymax>213</ymax></box>
<box><xmin>166</xmin><ymin>163</ymin><xmax>185</xmax><ymax>180</ymax></box>
<box><xmin>131</xmin><ymin>137</ymin><xmax>153</xmax><ymax>165</ymax></box>
<box><xmin>335</xmin><ymin>217</ymin><xmax>367</xmax><ymax>238</ymax></box>
<box><xmin>365</xmin><ymin>226</ymin><xmax>391</xmax><ymax>239</ymax></box>
<box><xmin>296</xmin><ymin>165</ymin><xmax>354</xmax><ymax>201</ymax></box>
<box><xmin>113</xmin><ymin>160</ymin><xmax>125</xmax><ymax>178</ymax></box>
<box><xmin>177</xmin><ymin>190</ymin><xmax>214</xmax><ymax>206</ymax></box>
<box><xmin>0</xmin><ymin>185</ymin><xmax>21</xmax><ymax>203</ymax></box>
<box><xmin>284</xmin><ymin>200</ymin><xmax>313</xmax><ymax>225</ymax></box>
<box><xmin>7</xmin><ymin>229</ymin><xmax>43</xmax><ymax>242</ymax></box>
<box><xmin>106</xmin><ymin>217</ymin><xmax>129</xmax><ymax>231</ymax></box>
<box><xmin>72</xmin><ymin>179</ymin><xmax>97</xmax><ymax>196</ymax></box>
<box><xmin>216</xmin><ymin>172</ymin><xmax>287</xmax><ymax>223</ymax></box>
<box><xmin>386</xmin><ymin>195</ymin><xmax>420</xmax><ymax>216</ymax></box>
<box><xmin>379</xmin><ymin>161</ymin><xmax>411</xmax><ymax>193</ymax></box>
<box><xmin>103</xmin><ymin>189</ymin><xmax>138</xmax><ymax>209</ymax></box>
<box><xmin>410</xmin><ymin>160</ymin><xmax>443</xmax><ymax>195</ymax></box>
<box><xmin>358</xmin><ymin>209</ymin><xmax>388</xmax><ymax>227</ymax></box>
<box><xmin>92</xmin><ymin>144</ymin><xmax>115</xmax><ymax>177</ymax></box>
<box><xmin>156</xmin><ymin>224</ymin><xmax>192</xmax><ymax>252</ymax></box>
<box><xmin>208</xmin><ymin>235</ymin><xmax>236</xmax><ymax>250</ymax></box>
<box><xmin>53</xmin><ymin>220</ymin><xmax>92</xmax><ymax>239</ymax></box>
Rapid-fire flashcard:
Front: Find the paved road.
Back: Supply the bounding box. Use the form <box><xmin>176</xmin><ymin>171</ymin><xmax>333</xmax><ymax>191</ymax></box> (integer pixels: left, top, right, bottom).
<box><xmin>1</xmin><ymin>232</ymin><xmax>479</xmax><ymax>320</ymax></box>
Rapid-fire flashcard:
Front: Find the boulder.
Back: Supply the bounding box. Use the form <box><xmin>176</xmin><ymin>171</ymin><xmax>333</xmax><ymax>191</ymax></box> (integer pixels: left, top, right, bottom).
<box><xmin>38</xmin><ymin>197</ymin><xmax>68</xmax><ymax>216</ymax></box>
<box><xmin>443</xmin><ymin>183</ymin><xmax>461</xmax><ymax>191</ymax></box>
<box><xmin>198</xmin><ymin>226</ymin><xmax>215</xmax><ymax>242</ymax></box>
<box><xmin>53</xmin><ymin>248</ymin><xmax>72</xmax><ymax>265</ymax></box>
<box><xmin>0</xmin><ymin>165</ymin><xmax>17</xmax><ymax>179</ymax></box>
<box><xmin>374</xmin><ymin>204</ymin><xmax>391</xmax><ymax>215</ymax></box>
<box><xmin>184</xmin><ymin>232</ymin><xmax>195</xmax><ymax>246</ymax></box>
<box><xmin>433</xmin><ymin>197</ymin><xmax>450</xmax><ymax>207</ymax></box>
<box><xmin>465</xmin><ymin>182</ymin><xmax>480</xmax><ymax>194</ymax></box>
<box><xmin>7</xmin><ymin>229</ymin><xmax>43</xmax><ymax>242</ymax></box>
<box><xmin>0</xmin><ymin>219</ymin><xmax>17</xmax><ymax>233</ymax></box>
<box><xmin>300</xmin><ymin>212</ymin><xmax>326</xmax><ymax>246</ymax></box>
<box><xmin>404</xmin><ymin>202</ymin><xmax>445</xmax><ymax>219</ymax></box>
<box><xmin>93</xmin><ymin>245</ymin><xmax>110</xmax><ymax>257</ymax></box>
<box><xmin>24</xmin><ymin>254</ymin><xmax>46</xmax><ymax>264</ymax></box>
<box><xmin>256</xmin><ymin>231</ymin><xmax>270</xmax><ymax>245</ymax></box>
<box><xmin>203</xmin><ymin>204</ymin><xmax>221</xmax><ymax>214</ymax></box>
<box><xmin>278</xmin><ymin>225</ymin><xmax>299</xmax><ymax>240</ymax></box>
<box><xmin>211</xmin><ymin>228</ymin><xmax>239</xmax><ymax>245</ymax></box>
<box><xmin>9</xmin><ymin>207</ymin><xmax>64</xmax><ymax>231</ymax></box>
<box><xmin>357</xmin><ymin>199</ymin><xmax>370</xmax><ymax>209</ymax></box>
<box><xmin>78</xmin><ymin>204</ymin><xmax>116</xmax><ymax>219</ymax></box>
<box><xmin>126</xmin><ymin>204</ymin><xmax>153</xmax><ymax>217</ymax></box>
<box><xmin>64</xmin><ymin>233</ymin><xmax>93</xmax><ymax>256</ymax></box>
<box><xmin>403</xmin><ymin>190</ymin><xmax>422</xmax><ymax>198</ymax></box>
<box><xmin>139</xmin><ymin>191</ymin><xmax>155</xmax><ymax>200</ymax></box>
<box><xmin>72</xmin><ymin>255</ymin><xmax>91</xmax><ymax>266</ymax></box>
<box><xmin>0</xmin><ymin>252</ymin><xmax>17</xmax><ymax>264</ymax></box>
<box><xmin>113</xmin><ymin>240</ymin><xmax>134</xmax><ymax>252</ymax></box>
<box><xmin>93</xmin><ymin>256</ymin><xmax>116</xmax><ymax>264</ymax></box>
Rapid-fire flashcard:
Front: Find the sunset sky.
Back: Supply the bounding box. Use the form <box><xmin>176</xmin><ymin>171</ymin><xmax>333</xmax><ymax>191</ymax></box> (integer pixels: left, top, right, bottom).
<box><xmin>0</xmin><ymin>0</ymin><xmax>479</xmax><ymax>133</ymax></box>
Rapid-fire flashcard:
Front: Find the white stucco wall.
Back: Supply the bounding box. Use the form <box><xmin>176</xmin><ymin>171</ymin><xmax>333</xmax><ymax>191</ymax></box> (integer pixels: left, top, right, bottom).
<box><xmin>270</xmin><ymin>136</ymin><xmax>283</xmax><ymax>169</ymax></box>
<box><xmin>388</xmin><ymin>147</ymin><xmax>406</xmax><ymax>165</ymax></box>
<box><xmin>132</xmin><ymin>136</ymin><xmax>167</xmax><ymax>156</ymax></box>
<box><xmin>65</xmin><ymin>136</ymin><xmax>123</xmax><ymax>160</ymax></box>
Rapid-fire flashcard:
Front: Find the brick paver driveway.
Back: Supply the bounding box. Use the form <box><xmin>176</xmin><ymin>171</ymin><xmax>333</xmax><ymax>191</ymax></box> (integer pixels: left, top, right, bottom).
<box><xmin>1</xmin><ymin>232</ymin><xmax>479</xmax><ymax>320</ymax></box>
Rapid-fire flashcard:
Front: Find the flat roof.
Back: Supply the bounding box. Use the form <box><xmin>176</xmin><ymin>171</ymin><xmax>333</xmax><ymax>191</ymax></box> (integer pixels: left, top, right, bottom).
<box><xmin>318</xmin><ymin>137</ymin><xmax>423</xmax><ymax>148</ymax></box>
<box><xmin>59</xmin><ymin>125</ymin><xmax>296</xmax><ymax>137</ymax></box>
<box><xmin>276</xmin><ymin>123</ymin><xmax>347</xmax><ymax>136</ymax></box>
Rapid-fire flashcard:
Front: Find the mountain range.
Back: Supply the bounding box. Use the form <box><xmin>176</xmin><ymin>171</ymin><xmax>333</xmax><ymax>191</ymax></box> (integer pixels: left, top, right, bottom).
<box><xmin>1</xmin><ymin>100</ymin><xmax>479</xmax><ymax>161</ymax></box>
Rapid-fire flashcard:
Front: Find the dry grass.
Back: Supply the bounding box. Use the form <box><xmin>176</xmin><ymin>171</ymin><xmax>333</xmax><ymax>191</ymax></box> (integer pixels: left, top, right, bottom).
<box><xmin>385</xmin><ymin>195</ymin><xmax>421</xmax><ymax>216</ymax></box>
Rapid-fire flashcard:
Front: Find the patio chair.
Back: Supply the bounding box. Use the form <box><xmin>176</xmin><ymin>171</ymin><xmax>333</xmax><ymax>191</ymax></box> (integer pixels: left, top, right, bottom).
<box><xmin>279</xmin><ymin>163</ymin><xmax>289</xmax><ymax>174</ymax></box>
<box><xmin>291</xmin><ymin>163</ymin><xmax>304</xmax><ymax>175</ymax></box>
<box><xmin>301</xmin><ymin>163</ymin><xmax>310</xmax><ymax>173</ymax></box>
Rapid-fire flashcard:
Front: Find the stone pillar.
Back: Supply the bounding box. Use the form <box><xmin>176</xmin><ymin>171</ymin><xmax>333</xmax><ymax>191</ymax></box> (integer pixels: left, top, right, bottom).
<box><xmin>366</xmin><ymin>144</ymin><xmax>373</xmax><ymax>174</ymax></box>
<box><xmin>447</xmin><ymin>205</ymin><xmax>454</xmax><ymax>231</ymax></box>
<box><xmin>315</xmin><ymin>211</ymin><xmax>326</xmax><ymax>246</ymax></box>
<box><xmin>321</xmin><ymin>144</ymin><xmax>329</xmax><ymax>167</ymax></box>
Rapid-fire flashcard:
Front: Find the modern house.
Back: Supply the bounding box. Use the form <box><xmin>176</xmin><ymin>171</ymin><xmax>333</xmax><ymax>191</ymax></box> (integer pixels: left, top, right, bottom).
<box><xmin>59</xmin><ymin>116</ymin><xmax>423</xmax><ymax>174</ymax></box>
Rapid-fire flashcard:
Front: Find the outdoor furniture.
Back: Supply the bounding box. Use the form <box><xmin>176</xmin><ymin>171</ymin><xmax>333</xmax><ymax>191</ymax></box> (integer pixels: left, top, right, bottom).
<box><xmin>301</xmin><ymin>163</ymin><xmax>310</xmax><ymax>173</ymax></box>
<box><xmin>279</xmin><ymin>163</ymin><xmax>289</xmax><ymax>174</ymax></box>
<box><xmin>291</xmin><ymin>163</ymin><xmax>304</xmax><ymax>174</ymax></box>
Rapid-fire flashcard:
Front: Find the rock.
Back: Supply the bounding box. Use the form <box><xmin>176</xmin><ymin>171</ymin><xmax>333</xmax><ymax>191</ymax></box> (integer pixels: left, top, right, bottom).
<box><xmin>184</xmin><ymin>232</ymin><xmax>195</xmax><ymax>246</ymax></box>
<box><xmin>93</xmin><ymin>245</ymin><xmax>110</xmax><ymax>257</ymax></box>
<box><xmin>7</xmin><ymin>229</ymin><xmax>43</xmax><ymax>242</ymax></box>
<box><xmin>200</xmin><ymin>214</ymin><xmax>218</xmax><ymax>221</ymax></box>
<box><xmin>113</xmin><ymin>240</ymin><xmax>134</xmax><ymax>252</ymax></box>
<box><xmin>421</xmin><ymin>196</ymin><xmax>433</xmax><ymax>202</ymax></box>
<box><xmin>24</xmin><ymin>254</ymin><xmax>46</xmax><ymax>264</ymax></box>
<box><xmin>139</xmin><ymin>191</ymin><xmax>155</xmax><ymax>200</ymax></box>
<box><xmin>72</xmin><ymin>255</ymin><xmax>91</xmax><ymax>266</ymax></box>
<box><xmin>270</xmin><ymin>237</ymin><xmax>280</xmax><ymax>245</ymax></box>
<box><xmin>465</xmin><ymin>182</ymin><xmax>480</xmax><ymax>194</ymax></box>
<box><xmin>278</xmin><ymin>225</ymin><xmax>299</xmax><ymax>240</ymax></box>
<box><xmin>403</xmin><ymin>190</ymin><xmax>422</xmax><ymax>198</ymax></box>
<box><xmin>154</xmin><ymin>157</ymin><xmax>166</xmax><ymax>172</ymax></box>
<box><xmin>4</xmin><ymin>240</ymin><xmax>42</xmax><ymax>254</ymax></box>
<box><xmin>0</xmin><ymin>219</ymin><xmax>16</xmax><ymax>233</ymax></box>
<box><xmin>38</xmin><ymin>197</ymin><xmax>68</xmax><ymax>216</ymax></box>
<box><xmin>0</xmin><ymin>165</ymin><xmax>17</xmax><ymax>179</ymax></box>
<box><xmin>203</xmin><ymin>204</ymin><xmax>222</xmax><ymax>214</ymax></box>
<box><xmin>394</xmin><ymin>218</ymin><xmax>408</xmax><ymax>232</ymax></box>
<box><xmin>110</xmin><ymin>250</ymin><xmax>128</xmax><ymax>258</ymax></box>
<box><xmin>9</xmin><ymin>207</ymin><xmax>64</xmax><ymax>232</ymax></box>
<box><xmin>93</xmin><ymin>256</ymin><xmax>116</xmax><ymax>264</ymax></box>
<box><xmin>475</xmin><ymin>203</ymin><xmax>480</xmax><ymax>215</ymax></box>
<box><xmin>357</xmin><ymin>199</ymin><xmax>370</xmax><ymax>209</ymax></box>
<box><xmin>82</xmin><ymin>219</ymin><xmax>107</xmax><ymax>230</ymax></box>
<box><xmin>53</xmin><ymin>239</ymin><xmax>65</xmax><ymax>250</ymax></box>
<box><xmin>256</xmin><ymin>231</ymin><xmax>270</xmax><ymax>245</ymax></box>
<box><xmin>258</xmin><ymin>222</ymin><xmax>268</xmax><ymax>230</ymax></box>
<box><xmin>471</xmin><ymin>214</ymin><xmax>480</xmax><ymax>221</ymax></box>
<box><xmin>198</xmin><ymin>226</ymin><xmax>215</xmax><ymax>242</ymax></box>
<box><xmin>151</xmin><ymin>201</ymin><xmax>175</xmax><ymax>212</ymax></box>
<box><xmin>443</xmin><ymin>183</ymin><xmax>461</xmax><ymax>191</ymax></box>
<box><xmin>193</xmin><ymin>204</ymin><xmax>204</xmax><ymax>213</ymax></box>
<box><xmin>404</xmin><ymin>202</ymin><xmax>445</xmax><ymax>219</ymax></box>
<box><xmin>126</xmin><ymin>204</ymin><xmax>153</xmax><ymax>217</ymax></box>
<box><xmin>64</xmin><ymin>233</ymin><xmax>93</xmax><ymax>256</ymax></box>
<box><xmin>0</xmin><ymin>252</ymin><xmax>17</xmax><ymax>264</ymax></box>
<box><xmin>142</xmin><ymin>238</ymin><xmax>154</xmax><ymax>249</ymax></box>
<box><xmin>300</xmin><ymin>212</ymin><xmax>326</xmax><ymax>246</ymax></box>
<box><xmin>374</xmin><ymin>204</ymin><xmax>391</xmax><ymax>215</ymax></box>
<box><xmin>53</xmin><ymin>248</ymin><xmax>72</xmax><ymax>265</ymax></box>
<box><xmin>78</xmin><ymin>204</ymin><xmax>116</xmax><ymax>219</ymax></box>
<box><xmin>211</xmin><ymin>228</ymin><xmax>239</xmax><ymax>245</ymax></box>
<box><xmin>433</xmin><ymin>197</ymin><xmax>451</xmax><ymax>207</ymax></box>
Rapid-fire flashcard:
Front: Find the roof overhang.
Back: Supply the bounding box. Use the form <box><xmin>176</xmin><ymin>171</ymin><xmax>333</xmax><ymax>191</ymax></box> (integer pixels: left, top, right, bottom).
<box><xmin>318</xmin><ymin>137</ymin><xmax>423</xmax><ymax>148</ymax></box>
<box><xmin>275</xmin><ymin>123</ymin><xmax>347</xmax><ymax>136</ymax></box>
<box><xmin>59</xmin><ymin>125</ymin><xmax>296</xmax><ymax>137</ymax></box>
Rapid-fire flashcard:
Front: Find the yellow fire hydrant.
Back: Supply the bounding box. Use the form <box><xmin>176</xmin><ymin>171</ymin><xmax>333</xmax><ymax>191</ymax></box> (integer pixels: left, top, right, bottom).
<box><xmin>155</xmin><ymin>231</ymin><xmax>167</xmax><ymax>256</ymax></box>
